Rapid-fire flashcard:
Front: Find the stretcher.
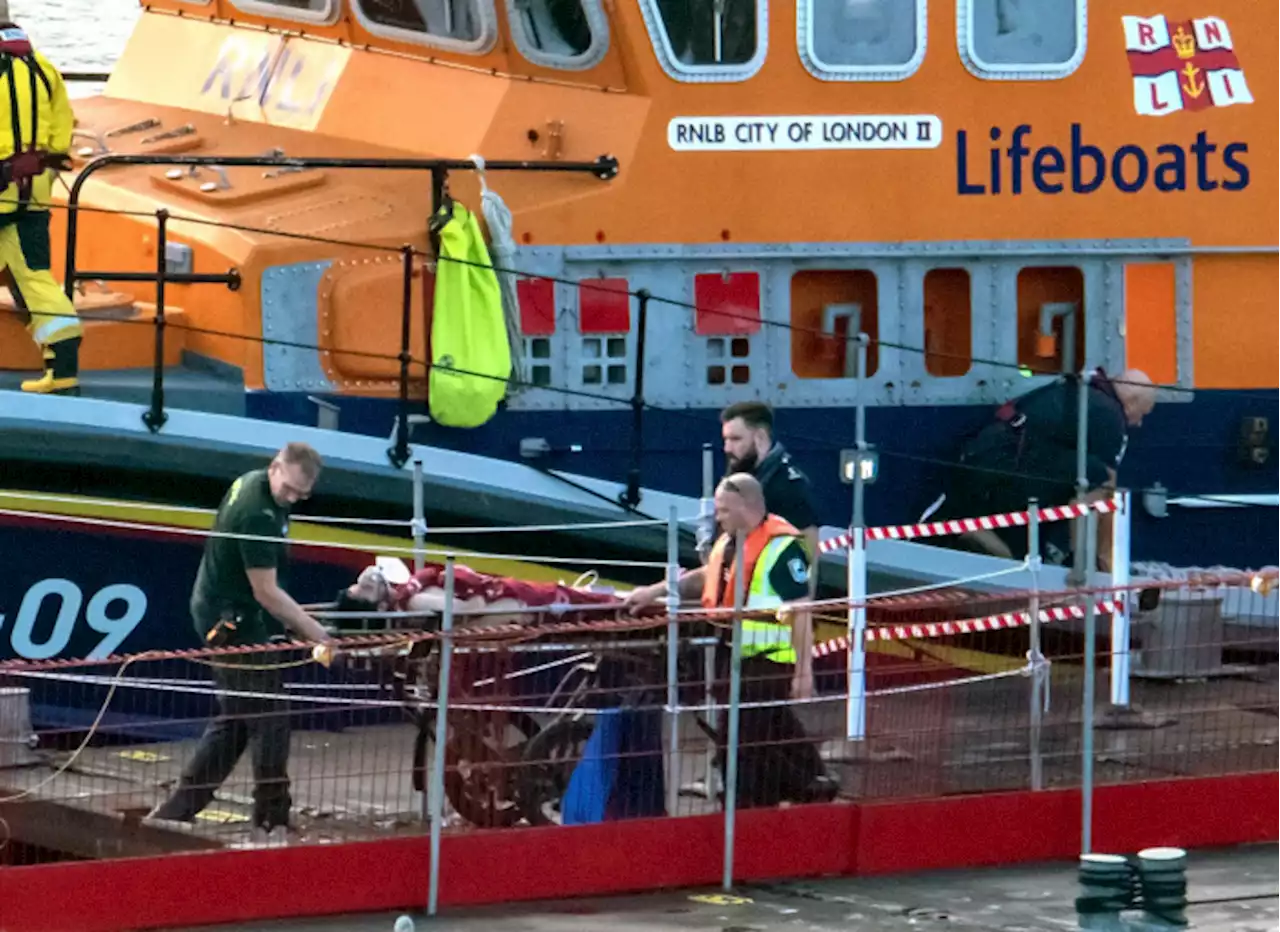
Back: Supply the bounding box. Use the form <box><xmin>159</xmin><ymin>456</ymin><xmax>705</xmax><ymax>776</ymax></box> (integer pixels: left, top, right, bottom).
<box><xmin>322</xmin><ymin>561</ymin><xmax>688</xmax><ymax>828</ymax></box>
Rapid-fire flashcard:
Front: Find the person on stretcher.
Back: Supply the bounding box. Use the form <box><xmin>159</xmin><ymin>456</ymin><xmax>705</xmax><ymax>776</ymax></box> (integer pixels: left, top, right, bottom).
<box><xmin>333</xmin><ymin>562</ymin><xmax>627</xmax><ymax>629</ymax></box>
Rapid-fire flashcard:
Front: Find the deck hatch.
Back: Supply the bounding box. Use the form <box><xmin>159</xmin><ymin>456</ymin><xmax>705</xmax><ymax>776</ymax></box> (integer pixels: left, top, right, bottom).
<box><xmin>923</xmin><ymin>268</ymin><xmax>973</xmax><ymax>377</ymax></box>
<box><xmin>1123</xmin><ymin>263</ymin><xmax>1178</xmax><ymax>387</ymax></box>
<box><xmin>1016</xmin><ymin>266</ymin><xmax>1085</xmax><ymax>374</ymax></box>
<box><xmin>790</xmin><ymin>270</ymin><xmax>880</xmax><ymax>379</ymax></box>
<box><xmin>577</xmin><ymin>277</ymin><xmax>631</xmax><ymax>334</ymax></box>
<box><xmin>693</xmin><ymin>271</ymin><xmax>761</xmax><ymax>336</ymax></box>
<box><xmin>517</xmin><ymin>277</ymin><xmax>557</xmax><ymax>336</ymax></box>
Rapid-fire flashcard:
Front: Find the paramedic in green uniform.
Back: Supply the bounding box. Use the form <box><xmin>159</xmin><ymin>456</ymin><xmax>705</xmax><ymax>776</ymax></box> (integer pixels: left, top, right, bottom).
<box><xmin>148</xmin><ymin>443</ymin><xmax>333</xmax><ymax>839</ymax></box>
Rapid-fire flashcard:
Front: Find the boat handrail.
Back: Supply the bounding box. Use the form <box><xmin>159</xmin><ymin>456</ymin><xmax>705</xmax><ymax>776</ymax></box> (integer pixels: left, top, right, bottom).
<box><xmin>58</xmin><ymin>150</ymin><xmax>620</xmax><ymax>466</ymax></box>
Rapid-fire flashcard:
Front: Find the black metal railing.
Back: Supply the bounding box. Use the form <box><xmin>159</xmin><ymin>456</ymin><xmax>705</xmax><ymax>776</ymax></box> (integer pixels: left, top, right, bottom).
<box><xmin>61</xmin><ymin>152</ymin><xmax>620</xmax><ymax>468</ymax></box>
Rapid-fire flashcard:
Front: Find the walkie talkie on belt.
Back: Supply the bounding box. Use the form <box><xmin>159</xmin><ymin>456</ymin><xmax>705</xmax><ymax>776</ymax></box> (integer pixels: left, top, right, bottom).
<box><xmin>205</xmin><ymin>610</ymin><xmax>241</xmax><ymax>647</ymax></box>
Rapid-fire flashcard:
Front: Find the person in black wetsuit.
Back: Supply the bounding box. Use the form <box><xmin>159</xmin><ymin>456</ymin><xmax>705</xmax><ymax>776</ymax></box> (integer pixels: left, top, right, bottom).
<box><xmin>926</xmin><ymin>368</ymin><xmax>1156</xmax><ymax>567</ymax></box>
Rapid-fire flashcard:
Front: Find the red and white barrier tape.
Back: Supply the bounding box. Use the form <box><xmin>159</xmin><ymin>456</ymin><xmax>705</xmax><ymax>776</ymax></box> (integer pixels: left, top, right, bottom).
<box><xmin>819</xmin><ymin>497</ymin><xmax>1119</xmax><ymax>553</ymax></box>
<box><xmin>812</xmin><ymin>598</ymin><xmax>1120</xmax><ymax>656</ymax></box>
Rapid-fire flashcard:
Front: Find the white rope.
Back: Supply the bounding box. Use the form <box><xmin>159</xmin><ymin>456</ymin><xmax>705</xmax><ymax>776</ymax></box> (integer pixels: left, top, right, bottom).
<box><xmin>692</xmin><ymin>656</ymin><xmax>1050</xmax><ymax>712</ymax></box>
<box><xmin>0</xmin><ymin>658</ymin><xmax>137</xmax><ymax>804</ymax></box>
<box><xmin>470</xmin><ymin>651</ymin><xmax>595</xmax><ymax>688</ymax></box>
<box><xmin>9</xmin><ymin>669</ymin><xmax>408</xmax><ymax>709</ymax></box>
<box><xmin>0</xmin><ymin>507</ymin><xmax>668</xmax><ymax>569</ymax></box>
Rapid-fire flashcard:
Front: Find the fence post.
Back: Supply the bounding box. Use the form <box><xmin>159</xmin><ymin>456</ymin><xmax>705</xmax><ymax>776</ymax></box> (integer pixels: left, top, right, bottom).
<box><xmin>389</xmin><ymin>245</ymin><xmax>415</xmax><ymax>469</ymax></box>
<box><xmin>427</xmin><ymin>556</ymin><xmax>455</xmax><ymax>916</ymax></box>
<box><xmin>698</xmin><ymin>443</ymin><xmax>717</xmax><ymax>795</ymax></box>
<box><xmin>847</xmin><ymin>332</ymin><xmax>869</xmax><ymax>740</ymax></box>
<box><xmin>697</xmin><ymin>443</ymin><xmax>715</xmax><ymax>564</ymax></box>
<box><xmin>846</xmin><ymin>531</ymin><xmax>867</xmax><ymax>740</ymax></box>
<box><xmin>1080</xmin><ymin>510</ymin><xmax>1099</xmax><ymax>855</ymax></box>
<box><xmin>412</xmin><ymin>459</ymin><xmax>427</xmax><ymax>573</ymax></box>
<box><xmin>664</xmin><ymin>503</ymin><xmax>680</xmax><ymax>816</ymax></box>
<box><xmin>722</xmin><ymin>530</ymin><xmax>745</xmax><ymax>892</ymax></box>
<box><xmin>142</xmin><ymin>208</ymin><xmax>169</xmax><ymax>433</ymax></box>
<box><xmin>1027</xmin><ymin>498</ymin><xmax>1043</xmax><ymax>791</ymax></box>
<box><xmin>1109</xmin><ymin>489</ymin><xmax>1132</xmax><ymax>707</ymax></box>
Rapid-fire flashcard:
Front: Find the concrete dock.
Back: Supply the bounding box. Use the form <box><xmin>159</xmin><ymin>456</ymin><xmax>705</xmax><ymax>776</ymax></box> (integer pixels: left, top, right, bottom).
<box><xmin>163</xmin><ymin>843</ymin><xmax>1277</xmax><ymax>932</ymax></box>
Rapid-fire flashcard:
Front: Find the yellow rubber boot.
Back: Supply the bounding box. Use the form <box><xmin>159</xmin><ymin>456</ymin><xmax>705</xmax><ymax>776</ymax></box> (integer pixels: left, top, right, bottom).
<box><xmin>21</xmin><ymin>338</ymin><xmax>80</xmax><ymax>395</ymax></box>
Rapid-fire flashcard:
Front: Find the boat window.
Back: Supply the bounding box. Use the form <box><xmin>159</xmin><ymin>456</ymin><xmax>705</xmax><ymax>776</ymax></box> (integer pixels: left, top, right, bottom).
<box><xmin>960</xmin><ymin>0</ymin><xmax>1086</xmax><ymax>79</ymax></box>
<box><xmin>923</xmin><ymin>268</ymin><xmax>971</xmax><ymax>376</ymax></box>
<box><xmin>1016</xmin><ymin>266</ymin><xmax>1085</xmax><ymax>374</ymax></box>
<box><xmin>799</xmin><ymin>0</ymin><xmax>926</xmax><ymax>80</ymax></box>
<box><xmin>790</xmin><ymin>270</ymin><xmax>880</xmax><ymax>379</ymax></box>
<box><xmin>506</xmin><ymin>0</ymin><xmax>610</xmax><ymax>70</ymax></box>
<box><xmin>230</xmin><ymin>0</ymin><xmax>337</xmax><ymax>23</ymax></box>
<box><xmin>353</xmin><ymin>0</ymin><xmax>498</xmax><ymax>53</ymax></box>
<box><xmin>640</xmin><ymin>0</ymin><xmax>766</xmax><ymax>82</ymax></box>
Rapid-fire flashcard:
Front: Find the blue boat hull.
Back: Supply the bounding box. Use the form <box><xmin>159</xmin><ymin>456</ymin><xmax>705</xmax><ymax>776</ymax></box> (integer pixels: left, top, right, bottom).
<box><xmin>0</xmin><ymin>512</ymin><xmax>392</xmax><ymax>739</ymax></box>
<box><xmin>248</xmin><ymin>388</ymin><xmax>1280</xmax><ymax>570</ymax></box>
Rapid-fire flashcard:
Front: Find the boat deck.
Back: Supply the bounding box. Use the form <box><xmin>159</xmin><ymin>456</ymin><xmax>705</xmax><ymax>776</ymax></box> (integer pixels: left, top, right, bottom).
<box><xmin>0</xmin><ymin>359</ymin><xmax>246</xmax><ymax>417</ymax></box>
<box><xmin>2</xmin><ymin>664</ymin><xmax>1274</xmax><ymax>859</ymax></box>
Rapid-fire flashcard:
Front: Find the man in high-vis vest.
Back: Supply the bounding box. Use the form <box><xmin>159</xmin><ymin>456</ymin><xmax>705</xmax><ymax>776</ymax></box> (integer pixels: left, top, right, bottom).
<box><xmin>0</xmin><ymin>11</ymin><xmax>82</xmax><ymax>395</ymax></box>
<box><xmin>626</xmin><ymin>473</ymin><xmax>835</xmax><ymax>807</ymax></box>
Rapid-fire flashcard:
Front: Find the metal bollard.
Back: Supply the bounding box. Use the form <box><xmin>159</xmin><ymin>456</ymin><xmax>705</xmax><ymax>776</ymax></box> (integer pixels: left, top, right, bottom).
<box><xmin>1075</xmin><ymin>853</ymin><xmax>1134</xmax><ymax>931</ymax></box>
<box><xmin>1135</xmin><ymin>847</ymin><xmax>1189</xmax><ymax>929</ymax></box>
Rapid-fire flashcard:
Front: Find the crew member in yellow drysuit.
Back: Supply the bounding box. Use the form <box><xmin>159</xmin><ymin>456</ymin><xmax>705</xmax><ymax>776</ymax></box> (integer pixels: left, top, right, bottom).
<box><xmin>0</xmin><ymin>13</ymin><xmax>81</xmax><ymax>395</ymax></box>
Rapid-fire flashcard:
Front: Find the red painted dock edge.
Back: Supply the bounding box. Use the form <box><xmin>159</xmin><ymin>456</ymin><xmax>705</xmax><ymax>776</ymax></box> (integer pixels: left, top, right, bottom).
<box><xmin>1</xmin><ymin>773</ymin><xmax>1274</xmax><ymax>932</ymax></box>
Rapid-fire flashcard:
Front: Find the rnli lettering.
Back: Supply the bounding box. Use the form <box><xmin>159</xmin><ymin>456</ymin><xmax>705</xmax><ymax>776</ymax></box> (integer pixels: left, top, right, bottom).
<box><xmin>956</xmin><ymin>124</ymin><xmax>1248</xmax><ymax>194</ymax></box>
<box><xmin>199</xmin><ymin>36</ymin><xmax>349</xmax><ymax>131</ymax></box>
<box><xmin>668</xmin><ymin>115</ymin><xmax>943</xmax><ymax>152</ymax></box>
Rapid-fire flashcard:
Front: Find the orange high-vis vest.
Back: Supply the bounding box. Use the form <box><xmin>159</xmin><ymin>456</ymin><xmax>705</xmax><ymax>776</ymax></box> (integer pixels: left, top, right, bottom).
<box><xmin>701</xmin><ymin>514</ymin><xmax>801</xmax><ymax>610</ymax></box>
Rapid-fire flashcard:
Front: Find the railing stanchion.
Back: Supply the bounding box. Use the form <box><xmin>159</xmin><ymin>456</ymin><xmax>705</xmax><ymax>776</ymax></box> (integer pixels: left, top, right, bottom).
<box><xmin>141</xmin><ymin>208</ymin><xmax>169</xmax><ymax>433</ymax></box>
<box><xmin>412</xmin><ymin>459</ymin><xmax>427</xmax><ymax>573</ymax></box>
<box><xmin>388</xmin><ymin>245</ymin><xmax>415</xmax><ymax>468</ymax></box>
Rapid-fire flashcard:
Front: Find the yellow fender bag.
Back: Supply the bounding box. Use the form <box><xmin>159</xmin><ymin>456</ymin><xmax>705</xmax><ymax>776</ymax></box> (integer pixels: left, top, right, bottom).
<box><xmin>429</xmin><ymin>202</ymin><xmax>512</xmax><ymax>428</ymax></box>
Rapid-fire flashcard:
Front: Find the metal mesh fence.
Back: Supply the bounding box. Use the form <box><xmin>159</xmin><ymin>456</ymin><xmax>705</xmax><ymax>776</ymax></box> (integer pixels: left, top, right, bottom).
<box><xmin>0</xmin><ymin>573</ymin><xmax>1275</xmax><ymax>867</ymax></box>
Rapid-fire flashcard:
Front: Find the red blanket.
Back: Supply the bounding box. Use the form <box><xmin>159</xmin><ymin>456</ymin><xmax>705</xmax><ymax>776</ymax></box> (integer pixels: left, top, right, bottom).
<box><xmin>391</xmin><ymin>563</ymin><xmax>623</xmax><ymax>617</ymax></box>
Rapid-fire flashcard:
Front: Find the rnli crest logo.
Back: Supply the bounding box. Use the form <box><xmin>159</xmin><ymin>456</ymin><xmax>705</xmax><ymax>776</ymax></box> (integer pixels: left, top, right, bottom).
<box><xmin>1123</xmin><ymin>15</ymin><xmax>1253</xmax><ymax>116</ymax></box>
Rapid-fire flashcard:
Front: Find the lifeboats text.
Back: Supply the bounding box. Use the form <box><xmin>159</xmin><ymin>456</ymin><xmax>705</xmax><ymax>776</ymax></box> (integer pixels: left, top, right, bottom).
<box><xmin>956</xmin><ymin>123</ymin><xmax>1249</xmax><ymax>194</ymax></box>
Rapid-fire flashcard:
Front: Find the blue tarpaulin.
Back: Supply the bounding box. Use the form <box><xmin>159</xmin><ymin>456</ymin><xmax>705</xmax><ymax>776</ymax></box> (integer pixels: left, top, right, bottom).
<box><xmin>561</xmin><ymin>708</ymin><xmax>666</xmax><ymax>825</ymax></box>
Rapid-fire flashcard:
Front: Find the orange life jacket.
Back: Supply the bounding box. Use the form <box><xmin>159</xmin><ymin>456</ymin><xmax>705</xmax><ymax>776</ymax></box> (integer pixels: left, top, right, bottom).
<box><xmin>701</xmin><ymin>514</ymin><xmax>801</xmax><ymax>610</ymax></box>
